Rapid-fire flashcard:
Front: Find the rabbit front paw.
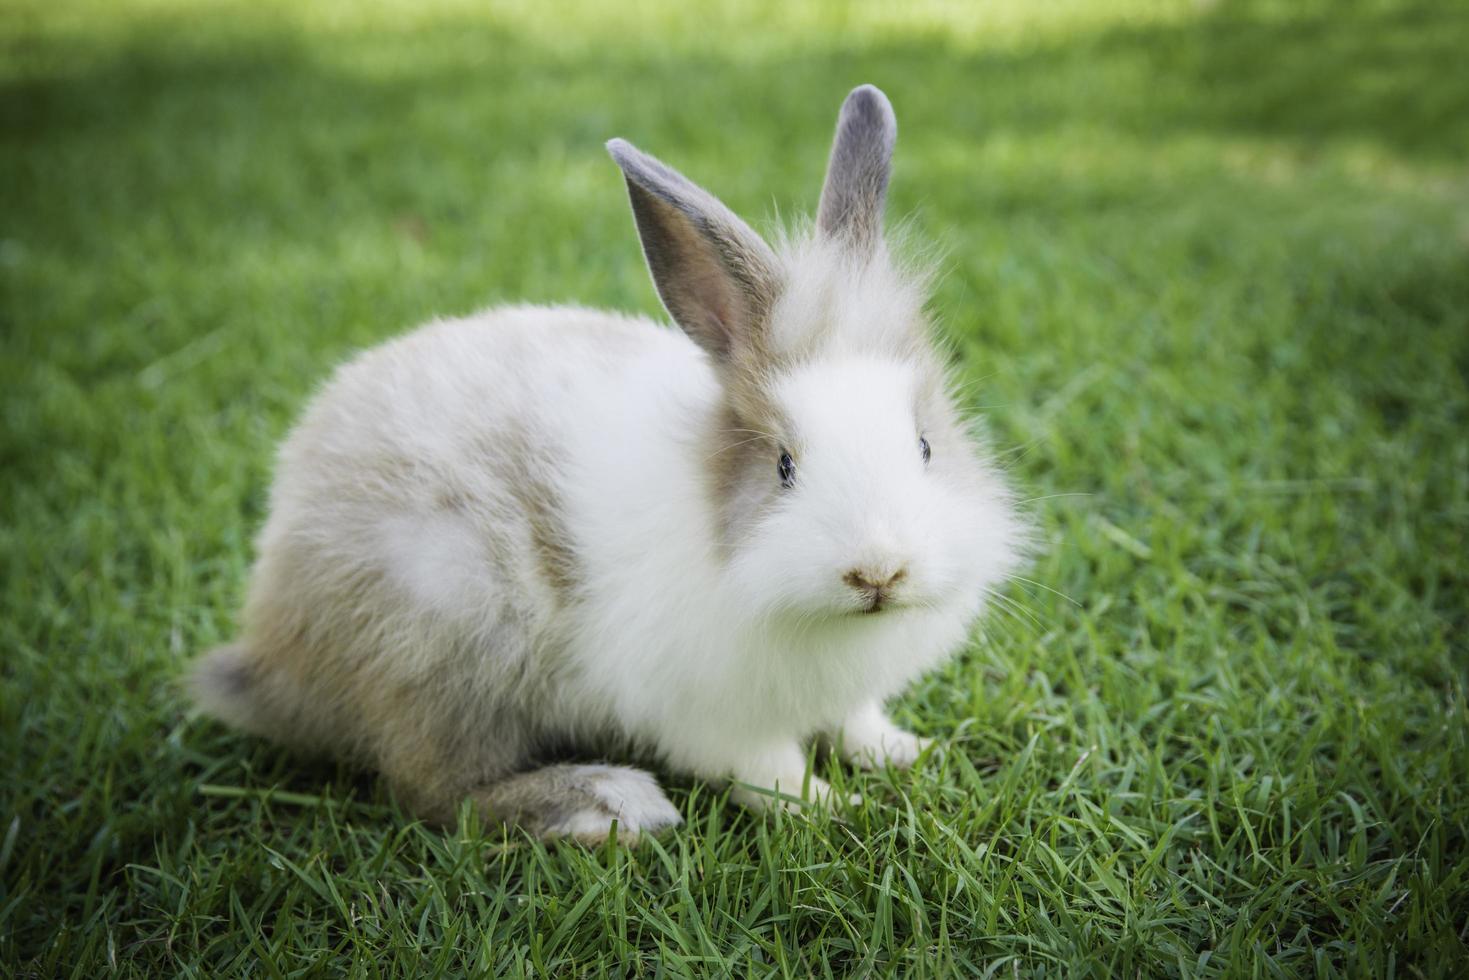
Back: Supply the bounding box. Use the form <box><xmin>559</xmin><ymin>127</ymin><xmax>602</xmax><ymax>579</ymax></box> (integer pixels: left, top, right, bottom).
<box><xmin>833</xmin><ymin>702</ymin><xmax>934</xmax><ymax>771</ymax></box>
<box><xmin>728</xmin><ymin>744</ymin><xmax>860</xmax><ymax>812</ymax></box>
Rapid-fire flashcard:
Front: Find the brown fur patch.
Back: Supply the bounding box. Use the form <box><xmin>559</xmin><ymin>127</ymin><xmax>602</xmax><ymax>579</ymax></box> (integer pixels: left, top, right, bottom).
<box><xmin>703</xmin><ymin>373</ymin><xmax>796</xmax><ymax>550</ymax></box>
<box><xmin>468</xmin><ymin>425</ymin><xmax>581</xmax><ymax>606</ymax></box>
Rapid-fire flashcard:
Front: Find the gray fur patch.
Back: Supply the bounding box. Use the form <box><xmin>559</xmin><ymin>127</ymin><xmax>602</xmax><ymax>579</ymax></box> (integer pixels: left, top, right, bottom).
<box><xmin>478</xmin><ymin>763</ymin><xmax>680</xmax><ymax>843</ymax></box>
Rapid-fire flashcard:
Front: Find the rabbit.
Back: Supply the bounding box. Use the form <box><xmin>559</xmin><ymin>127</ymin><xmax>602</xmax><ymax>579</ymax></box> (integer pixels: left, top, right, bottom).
<box><xmin>189</xmin><ymin>84</ymin><xmax>1025</xmax><ymax>843</ymax></box>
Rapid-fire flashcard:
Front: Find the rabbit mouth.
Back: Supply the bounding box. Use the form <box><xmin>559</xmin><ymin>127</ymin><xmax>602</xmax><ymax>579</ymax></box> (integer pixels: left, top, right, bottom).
<box><xmin>851</xmin><ymin>590</ymin><xmax>906</xmax><ymax>615</ymax></box>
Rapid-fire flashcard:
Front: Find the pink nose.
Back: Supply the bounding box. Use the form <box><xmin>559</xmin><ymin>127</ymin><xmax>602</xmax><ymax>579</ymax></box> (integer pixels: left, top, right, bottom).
<box><xmin>843</xmin><ymin>566</ymin><xmax>907</xmax><ymax>611</ymax></box>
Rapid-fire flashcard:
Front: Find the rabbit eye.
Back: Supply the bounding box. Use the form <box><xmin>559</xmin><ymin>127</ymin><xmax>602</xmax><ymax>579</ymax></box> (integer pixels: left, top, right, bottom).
<box><xmin>777</xmin><ymin>451</ymin><xmax>796</xmax><ymax>488</ymax></box>
<box><xmin>919</xmin><ymin>436</ymin><xmax>931</xmax><ymax>465</ymax></box>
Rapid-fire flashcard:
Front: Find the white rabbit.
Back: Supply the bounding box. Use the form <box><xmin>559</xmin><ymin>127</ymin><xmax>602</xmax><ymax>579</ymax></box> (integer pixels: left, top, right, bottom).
<box><xmin>190</xmin><ymin>85</ymin><xmax>1025</xmax><ymax>842</ymax></box>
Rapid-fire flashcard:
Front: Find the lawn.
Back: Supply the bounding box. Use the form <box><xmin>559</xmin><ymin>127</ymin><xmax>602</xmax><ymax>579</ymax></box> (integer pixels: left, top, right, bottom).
<box><xmin>2</xmin><ymin>0</ymin><xmax>1467</xmax><ymax>974</ymax></box>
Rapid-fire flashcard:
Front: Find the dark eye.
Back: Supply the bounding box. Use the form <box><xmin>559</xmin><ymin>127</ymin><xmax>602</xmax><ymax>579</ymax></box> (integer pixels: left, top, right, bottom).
<box><xmin>919</xmin><ymin>436</ymin><xmax>931</xmax><ymax>465</ymax></box>
<box><xmin>777</xmin><ymin>451</ymin><xmax>796</xmax><ymax>488</ymax></box>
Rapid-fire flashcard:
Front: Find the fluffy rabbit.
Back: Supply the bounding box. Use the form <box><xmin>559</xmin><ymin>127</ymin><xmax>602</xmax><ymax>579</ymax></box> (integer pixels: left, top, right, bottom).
<box><xmin>191</xmin><ymin>85</ymin><xmax>1024</xmax><ymax>842</ymax></box>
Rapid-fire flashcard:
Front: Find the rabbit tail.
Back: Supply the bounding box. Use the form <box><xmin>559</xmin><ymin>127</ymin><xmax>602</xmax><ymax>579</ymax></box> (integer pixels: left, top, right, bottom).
<box><xmin>188</xmin><ymin>642</ymin><xmax>279</xmax><ymax>737</ymax></box>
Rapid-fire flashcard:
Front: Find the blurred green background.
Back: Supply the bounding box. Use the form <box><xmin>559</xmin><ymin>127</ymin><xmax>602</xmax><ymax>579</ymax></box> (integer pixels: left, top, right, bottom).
<box><xmin>2</xmin><ymin>0</ymin><xmax>1467</xmax><ymax>974</ymax></box>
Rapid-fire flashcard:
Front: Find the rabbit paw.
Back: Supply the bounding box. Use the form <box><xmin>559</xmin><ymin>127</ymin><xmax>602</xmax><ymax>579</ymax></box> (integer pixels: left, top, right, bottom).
<box><xmin>834</xmin><ymin>703</ymin><xmax>934</xmax><ymax>771</ymax></box>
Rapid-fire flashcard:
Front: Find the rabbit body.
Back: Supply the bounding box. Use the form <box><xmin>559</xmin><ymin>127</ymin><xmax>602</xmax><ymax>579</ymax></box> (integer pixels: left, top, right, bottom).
<box><xmin>193</xmin><ymin>86</ymin><xmax>1024</xmax><ymax>841</ymax></box>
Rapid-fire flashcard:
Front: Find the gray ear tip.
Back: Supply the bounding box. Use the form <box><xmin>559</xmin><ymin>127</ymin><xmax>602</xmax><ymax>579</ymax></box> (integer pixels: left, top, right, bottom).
<box><xmin>843</xmin><ymin>84</ymin><xmax>895</xmax><ymax>127</ymax></box>
<box><xmin>608</xmin><ymin>138</ymin><xmax>660</xmax><ymax>179</ymax></box>
<box><xmin>606</xmin><ymin>137</ymin><xmax>636</xmax><ymax>166</ymax></box>
<box><xmin>847</xmin><ymin>83</ymin><xmax>889</xmax><ymax>105</ymax></box>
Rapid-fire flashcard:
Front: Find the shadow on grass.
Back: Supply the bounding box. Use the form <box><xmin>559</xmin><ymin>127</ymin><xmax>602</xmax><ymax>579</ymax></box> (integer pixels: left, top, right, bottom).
<box><xmin>3</xmin><ymin>1</ymin><xmax>1467</xmax><ymax>178</ymax></box>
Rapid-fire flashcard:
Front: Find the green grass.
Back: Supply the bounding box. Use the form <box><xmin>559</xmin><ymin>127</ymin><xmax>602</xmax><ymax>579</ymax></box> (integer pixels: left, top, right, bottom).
<box><xmin>3</xmin><ymin>0</ymin><xmax>1468</xmax><ymax>974</ymax></box>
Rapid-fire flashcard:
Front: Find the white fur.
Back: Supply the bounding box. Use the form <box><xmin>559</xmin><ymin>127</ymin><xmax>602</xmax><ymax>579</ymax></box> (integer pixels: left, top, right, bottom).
<box><xmin>835</xmin><ymin>701</ymin><xmax>934</xmax><ymax>770</ymax></box>
<box><xmin>561</xmin><ymin>328</ymin><xmax>1016</xmax><ymax>790</ymax></box>
<box><xmin>252</xmin><ymin>296</ymin><xmax>1020</xmax><ymax>796</ymax></box>
<box><xmin>197</xmin><ymin>86</ymin><xmax>1026</xmax><ymax>829</ymax></box>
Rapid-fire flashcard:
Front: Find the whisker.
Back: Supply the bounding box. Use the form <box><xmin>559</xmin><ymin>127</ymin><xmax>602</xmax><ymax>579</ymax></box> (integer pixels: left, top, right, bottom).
<box><xmin>986</xmin><ymin>434</ymin><xmax>1047</xmax><ymax>463</ymax></box>
<box><xmin>973</xmin><ymin>600</ymin><xmax>1024</xmax><ymax>649</ymax></box>
<box><xmin>1010</xmin><ymin>575</ymin><xmax>1082</xmax><ymax>608</ymax></box>
<box><xmin>721</xmin><ymin>427</ymin><xmax>780</xmax><ymax>444</ymax></box>
<box><xmin>1018</xmin><ymin>492</ymin><xmax>1093</xmax><ymax>505</ymax></box>
<box><xmin>982</xmin><ymin>586</ymin><xmax>1048</xmax><ymax>631</ymax></box>
<box><xmin>705</xmin><ymin>435</ymin><xmax>773</xmax><ymax>462</ymax></box>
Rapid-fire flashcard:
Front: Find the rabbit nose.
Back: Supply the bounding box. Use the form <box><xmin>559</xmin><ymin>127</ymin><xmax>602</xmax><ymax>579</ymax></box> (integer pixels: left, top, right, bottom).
<box><xmin>843</xmin><ymin>566</ymin><xmax>908</xmax><ymax>611</ymax></box>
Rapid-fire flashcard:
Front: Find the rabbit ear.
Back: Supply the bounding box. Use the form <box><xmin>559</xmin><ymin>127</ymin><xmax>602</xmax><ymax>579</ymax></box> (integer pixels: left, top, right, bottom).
<box><xmin>817</xmin><ymin>85</ymin><xmax>897</xmax><ymax>253</ymax></box>
<box><xmin>607</xmin><ymin>138</ymin><xmax>781</xmax><ymax>362</ymax></box>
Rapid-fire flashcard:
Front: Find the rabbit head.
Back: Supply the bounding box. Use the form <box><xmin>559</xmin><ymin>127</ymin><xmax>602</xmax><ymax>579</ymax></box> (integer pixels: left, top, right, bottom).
<box><xmin>608</xmin><ymin>85</ymin><xmax>1022</xmax><ymax>627</ymax></box>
